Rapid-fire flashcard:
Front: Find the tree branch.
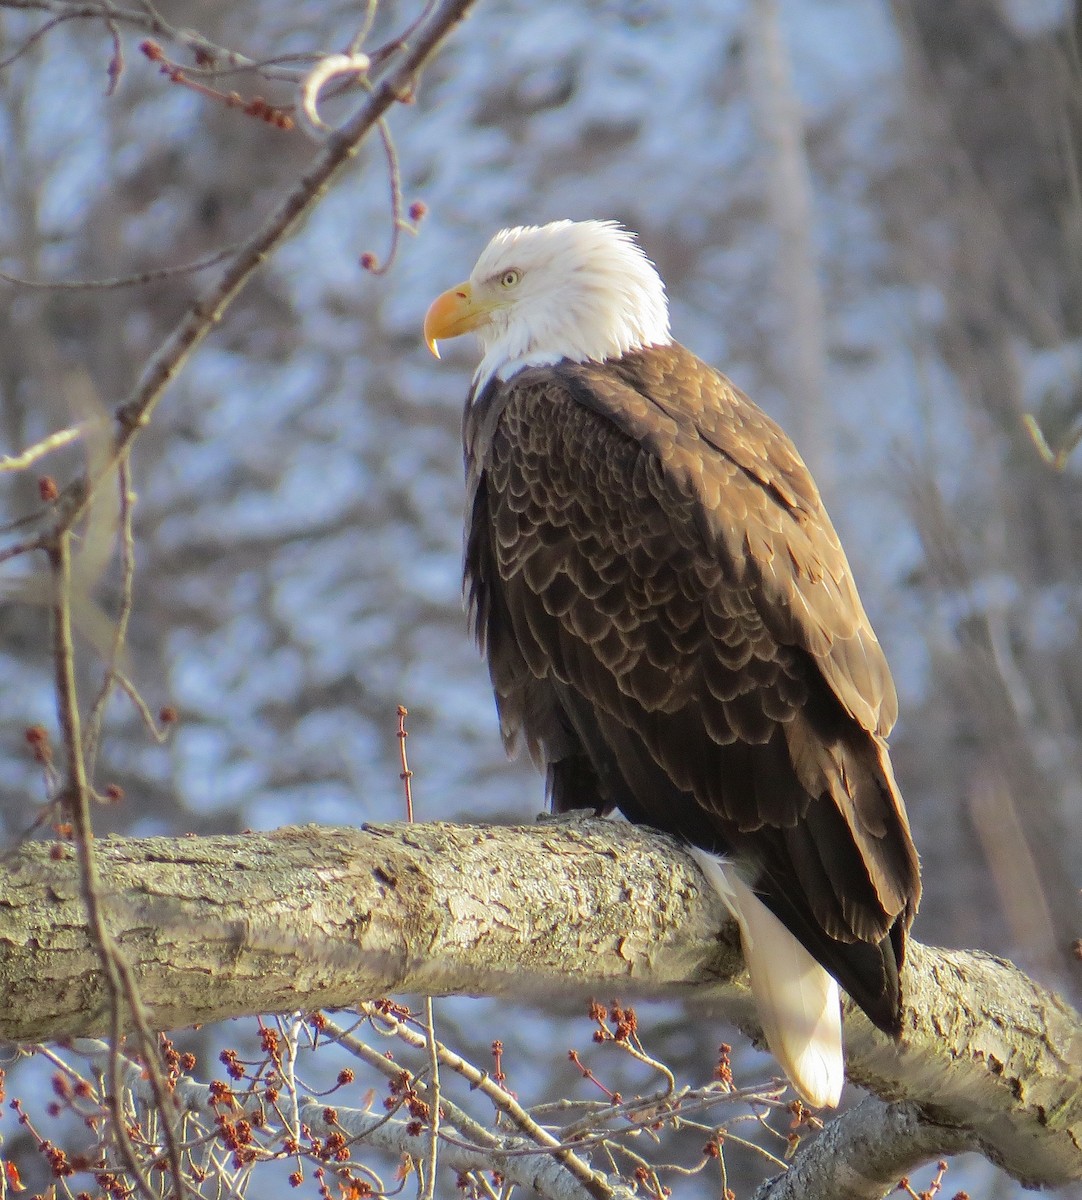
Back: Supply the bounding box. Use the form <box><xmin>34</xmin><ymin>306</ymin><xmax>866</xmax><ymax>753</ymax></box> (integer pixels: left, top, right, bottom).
<box><xmin>1</xmin><ymin>819</ymin><xmax>1079</xmax><ymax>1190</ymax></box>
<box><xmin>70</xmin><ymin>1036</ymin><xmax>622</xmax><ymax>1200</ymax></box>
<box><xmin>752</xmin><ymin>1098</ymin><xmax>972</xmax><ymax>1200</ymax></box>
<box><xmin>50</xmin><ymin>0</ymin><xmax>475</xmax><ymax>538</ymax></box>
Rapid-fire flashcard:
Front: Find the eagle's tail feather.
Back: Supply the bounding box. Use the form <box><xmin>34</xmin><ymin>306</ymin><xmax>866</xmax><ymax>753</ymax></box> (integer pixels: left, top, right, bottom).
<box><xmin>689</xmin><ymin>849</ymin><xmax>844</xmax><ymax>1108</ymax></box>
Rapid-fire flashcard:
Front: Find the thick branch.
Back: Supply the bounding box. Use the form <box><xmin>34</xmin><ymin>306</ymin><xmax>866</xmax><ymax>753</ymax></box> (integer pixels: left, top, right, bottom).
<box><xmin>1</xmin><ymin>820</ymin><xmax>741</xmax><ymax>1032</ymax></box>
<box><xmin>753</xmin><ymin>1098</ymin><xmax>972</xmax><ymax>1200</ymax></box>
<box><xmin>0</xmin><ymin>819</ymin><xmax>1078</xmax><ymax>1188</ymax></box>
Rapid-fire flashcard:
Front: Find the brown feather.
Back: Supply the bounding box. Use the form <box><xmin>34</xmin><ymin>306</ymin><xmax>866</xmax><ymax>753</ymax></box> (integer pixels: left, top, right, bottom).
<box><xmin>464</xmin><ymin>343</ymin><xmax>921</xmax><ymax>1033</ymax></box>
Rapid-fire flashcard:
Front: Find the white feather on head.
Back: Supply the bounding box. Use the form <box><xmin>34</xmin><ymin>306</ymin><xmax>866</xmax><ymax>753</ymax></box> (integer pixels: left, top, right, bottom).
<box><xmin>468</xmin><ymin>220</ymin><xmax>672</xmax><ymax>389</ymax></box>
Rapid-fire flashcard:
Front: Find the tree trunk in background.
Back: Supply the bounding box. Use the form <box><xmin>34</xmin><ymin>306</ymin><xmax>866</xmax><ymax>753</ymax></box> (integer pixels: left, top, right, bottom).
<box><xmin>744</xmin><ymin>0</ymin><xmax>832</xmax><ymax>497</ymax></box>
<box><xmin>888</xmin><ymin>0</ymin><xmax>1082</xmax><ymax>1001</ymax></box>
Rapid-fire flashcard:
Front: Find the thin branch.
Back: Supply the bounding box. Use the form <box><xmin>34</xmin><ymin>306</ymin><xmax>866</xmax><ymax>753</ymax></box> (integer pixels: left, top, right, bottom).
<box><xmin>113</xmin><ymin>670</ymin><xmax>175</xmax><ymax>742</ymax></box>
<box><xmin>1022</xmin><ymin>410</ymin><xmax>1082</xmax><ymax>470</ymax></box>
<box><xmin>0</xmin><ymin>0</ymin><xmax>301</xmax><ymax>81</ymax></box>
<box><xmin>398</xmin><ymin>706</ymin><xmax>438</xmax><ymax>1198</ymax></box>
<box><xmin>359</xmin><ymin>115</ymin><xmax>416</xmax><ymax>275</ymax></box>
<box><xmin>296</xmin><ymin>51</ymin><xmax>371</xmax><ymax>139</ymax></box>
<box><xmin>320</xmin><ymin>1016</ymin><xmax>505</xmax><ymax>1153</ymax></box>
<box><xmin>347</xmin><ymin>0</ymin><xmax>380</xmax><ymax>55</ymax></box>
<box><xmin>397</xmin><ymin>704</ymin><xmax>415</xmax><ymax>824</ymax></box>
<box><xmin>421</xmin><ymin>997</ymin><xmax>441</xmax><ymax>1200</ymax></box>
<box><xmin>0</xmin><ymin>244</ymin><xmax>239</xmax><ymax>290</ymax></box>
<box><xmin>0</xmin><ymin>424</ymin><xmax>85</xmax><ymax>471</ymax></box>
<box><xmin>0</xmin><ymin>533</ymin><xmax>47</xmax><ymax>564</ymax></box>
<box><xmin>97</xmin><ymin>0</ymin><xmax>123</xmax><ymax>94</ymax></box>
<box><xmin>69</xmin><ymin>1037</ymin><xmax>617</xmax><ymax>1200</ymax></box>
<box><xmin>47</xmin><ymin>531</ymin><xmax>175</xmax><ymax>1200</ymax></box>
<box><xmin>360</xmin><ymin>1000</ymin><xmax>662</xmax><ymax>1199</ymax></box>
<box><xmin>0</xmin><ymin>8</ymin><xmax>83</xmax><ymax>68</ymax></box>
<box><xmin>83</xmin><ymin>458</ymin><xmax>136</xmax><ymax>777</ymax></box>
<box><xmin>139</xmin><ymin>39</ymin><xmax>294</xmax><ymax>130</ymax></box>
<box><xmin>47</xmin><ymin>0</ymin><xmax>475</xmax><ymax>543</ymax></box>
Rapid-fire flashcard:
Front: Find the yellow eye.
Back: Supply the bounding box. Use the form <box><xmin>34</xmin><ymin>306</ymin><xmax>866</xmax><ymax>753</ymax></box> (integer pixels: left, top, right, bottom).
<box><xmin>500</xmin><ymin>269</ymin><xmax>521</xmax><ymax>288</ymax></box>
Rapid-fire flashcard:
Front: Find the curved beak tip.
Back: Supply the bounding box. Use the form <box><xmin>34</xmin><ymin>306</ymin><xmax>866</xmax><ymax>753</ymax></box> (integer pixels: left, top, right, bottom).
<box><xmin>424</xmin><ymin>282</ymin><xmax>481</xmax><ymax>361</ymax></box>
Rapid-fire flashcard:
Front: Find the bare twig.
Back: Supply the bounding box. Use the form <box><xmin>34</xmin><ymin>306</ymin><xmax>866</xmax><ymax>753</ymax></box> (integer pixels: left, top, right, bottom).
<box><xmin>114</xmin><ymin>671</ymin><xmax>176</xmax><ymax>741</ymax></box>
<box><xmin>97</xmin><ymin>0</ymin><xmax>123</xmax><ymax>93</ymax></box>
<box><xmin>1022</xmin><ymin>410</ymin><xmax>1082</xmax><ymax>470</ymax></box>
<box><xmin>346</xmin><ymin>0</ymin><xmax>380</xmax><ymax>55</ymax></box>
<box><xmin>296</xmin><ymin>50</ymin><xmax>371</xmax><ymax>139</ymax></box>
<box><xmin>140</xmin><ymin>39</ymin><xmax>294</xmax><ymax>129</ymax></box>
<box><xmin>0</xmin><ymin>244</ymin><xmax>239</xmax><ymax>290</ymax></box>
<box><xmin>83</xmin><ymin>458</ymin><xmax>137</xmax><ymax>780</ymax></box>
<box><xmin>47</xmin><ymin>530</ymin><xmax>180</xmax><ymax>1200</ymax></box>
<box><xmin>46</xmin><ymin>0</ymin><xmax>474</xmax><ymax>547</ymax></box>
<box><xmin>0</xmin><ymin>0</ymin><xmax>302</xmax><ymax>81</ymax></box>
<box><xmin>397</xmin><ymin>704</ymin><xmax>414</xmax><ymax>823</ymax></box>
<box><xmin>359</xmin><ymin>116</ymin><xmax>418</xmax><ymax>275</ymax></box>
<box><xmin>397</xmin><ymin>704</ymin><xmax>440</xmax><ymax>1196</ymax></box>
<box><xmin>0</xmin><ymin>424</ymin><xmax>86</xmax><ymax>471</ymax></box>
<box><xmin>421</xmin><ymin>996</ymin><xmax>441</xmax><ymax>1199</ymax></box>
<box><xmin>360</xmin><ymin>1001</ymin><xmax>610</xmax><ymax>1198</ymax></box>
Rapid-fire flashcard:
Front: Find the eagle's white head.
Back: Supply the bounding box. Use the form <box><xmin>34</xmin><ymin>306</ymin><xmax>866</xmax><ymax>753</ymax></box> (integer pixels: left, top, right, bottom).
<box><xmin>424</xmin><ymin>220</ymin><xmax>672</xmax><ymax>390</ymax></box>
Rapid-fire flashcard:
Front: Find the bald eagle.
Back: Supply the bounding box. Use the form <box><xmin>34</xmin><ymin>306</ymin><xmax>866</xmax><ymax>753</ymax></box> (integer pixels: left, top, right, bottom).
<box><xmin>424</xmin><ymin>219</ymin><xmax>921</xmax><ymax>1107</ymax></box>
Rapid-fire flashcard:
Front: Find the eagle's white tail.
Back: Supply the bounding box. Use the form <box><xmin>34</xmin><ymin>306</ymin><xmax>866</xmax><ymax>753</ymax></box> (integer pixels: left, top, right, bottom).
<box><xmin>689</xmin><ymin>849</ymin><xmax>844</xmax><ymax>1108</ymax></box>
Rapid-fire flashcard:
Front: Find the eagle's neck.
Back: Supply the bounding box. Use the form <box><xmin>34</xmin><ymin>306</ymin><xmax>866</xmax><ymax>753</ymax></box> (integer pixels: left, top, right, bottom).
<box><xmin>473</xmin><ymin>346</ymin><xmax>566</xmax><ymax>394</ymax></box>
<box><xmin>471</xmin><ymin>276</ymin><xmax>672</xmax><ymax>394</ymax></box>
<box><xmin>472</xmin><ymin>337</ymin><xmax>674</xmax><ymax>396</ymax></box>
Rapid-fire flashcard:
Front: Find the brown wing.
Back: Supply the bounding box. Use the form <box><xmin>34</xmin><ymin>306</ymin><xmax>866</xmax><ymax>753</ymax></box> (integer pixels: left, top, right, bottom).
<box><xmin>598</xmin><ymin>347</ymin><xmax>898</xmax><ymax>738</ymax></box>
<box><xmin>464</xmin><ymin>343</ymin><xmax>921</xmax><ymax>1031</ymax></box>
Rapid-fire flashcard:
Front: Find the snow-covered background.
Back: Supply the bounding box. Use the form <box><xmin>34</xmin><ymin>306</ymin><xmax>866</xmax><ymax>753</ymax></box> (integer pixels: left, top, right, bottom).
<box><xmin>2</xmin><ymin>0</ymin><xmax>1080</xmax><ymax>1194</ymax></box>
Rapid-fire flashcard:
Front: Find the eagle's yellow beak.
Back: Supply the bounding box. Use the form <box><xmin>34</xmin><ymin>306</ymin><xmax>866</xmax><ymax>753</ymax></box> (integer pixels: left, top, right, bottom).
<box><xmin>424</xmin><ymin>281</ymin><xmax>495</xmax><ymax>358</ymax></box>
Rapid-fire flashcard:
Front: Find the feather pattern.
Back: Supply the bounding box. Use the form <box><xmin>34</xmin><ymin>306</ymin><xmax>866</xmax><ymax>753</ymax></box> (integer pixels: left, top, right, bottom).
<box><xmin>465</xmin><ymin>347</ymin><xmax>920</xmax><ymax>1028</ymax></box>
<box><xmin>448</xmin><ymin>221</ymin><xmax>921</xmax><ymax>1106</ymax></box>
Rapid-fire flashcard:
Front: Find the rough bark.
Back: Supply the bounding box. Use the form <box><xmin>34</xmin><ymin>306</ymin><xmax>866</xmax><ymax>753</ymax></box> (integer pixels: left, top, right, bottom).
<box><xmin>752</xmin><ymin>1098</ymin><xmax>973</xmax><ymax>1200</ymax></box>
<box><xmin>0</xmin><ymin>818</ymin><xmax>1078</xmax><ymax>1189</ymax></box>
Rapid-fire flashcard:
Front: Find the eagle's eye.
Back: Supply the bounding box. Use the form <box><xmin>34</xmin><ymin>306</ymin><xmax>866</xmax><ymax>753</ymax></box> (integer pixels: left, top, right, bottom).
<box><xmin>499</xmin><ymin>269</ymin><xmax>521</xmax><ymax>289</ymax></box>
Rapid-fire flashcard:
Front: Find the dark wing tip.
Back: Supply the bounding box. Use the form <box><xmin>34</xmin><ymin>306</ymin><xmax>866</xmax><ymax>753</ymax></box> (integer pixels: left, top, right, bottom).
<box><xmin>845</xmin><ymin>921</ymin><xmax>907</xmax><ymax>1037</ymax></box>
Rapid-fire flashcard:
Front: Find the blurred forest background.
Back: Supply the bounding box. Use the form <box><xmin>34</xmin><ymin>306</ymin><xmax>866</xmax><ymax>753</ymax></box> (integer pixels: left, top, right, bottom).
<box><xmin>1</xmin><ymin>0</ymin><xmax>1081</xmax><ymax>1195</ymax></box>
